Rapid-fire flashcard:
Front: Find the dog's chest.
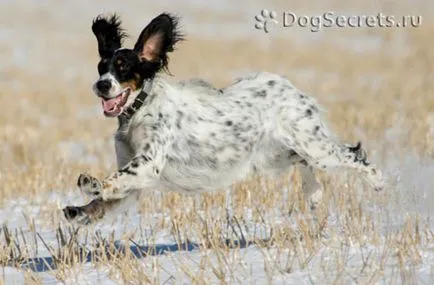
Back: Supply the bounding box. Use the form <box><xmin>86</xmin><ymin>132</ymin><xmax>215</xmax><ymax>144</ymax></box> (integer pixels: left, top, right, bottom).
<box><xmin>114</xmin><ymin>119</ymin><xmax>137</xmax><ymax>168</ymax></box>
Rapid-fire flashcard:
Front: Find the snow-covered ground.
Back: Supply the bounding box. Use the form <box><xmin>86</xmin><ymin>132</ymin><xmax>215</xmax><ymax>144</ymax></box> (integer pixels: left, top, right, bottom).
<box><xmin>0</xmin><ymin>145</ymin><xmax>433</xmax><ymax>284</ymax></box>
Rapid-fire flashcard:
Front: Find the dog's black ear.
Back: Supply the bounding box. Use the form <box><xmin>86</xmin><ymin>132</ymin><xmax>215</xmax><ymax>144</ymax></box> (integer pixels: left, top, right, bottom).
<box><xmin>92</xmin><ymin>14</ymin><xmax>127</xmax><ymax>59</ymax></box>
<box><xmin>134</xmin><ymin>13</ymin><xmax>183</xmax><ymax>71</ymax></box>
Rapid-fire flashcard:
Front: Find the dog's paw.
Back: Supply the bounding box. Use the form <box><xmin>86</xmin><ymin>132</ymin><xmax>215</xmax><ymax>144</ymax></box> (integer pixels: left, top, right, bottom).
<box><xmin>63</xmin><ymin>206</ymin><xmax>92</xmax><ymax>225</ymax></box>
<box><xmin>63</xmin><ymin>198</ymin><xmax>106</xmax><ymax>225</ymax></box>
<box><xmin>77</xmin><ymin>173</ymin><xmax>102</xmax><ymax>198</ymax></box>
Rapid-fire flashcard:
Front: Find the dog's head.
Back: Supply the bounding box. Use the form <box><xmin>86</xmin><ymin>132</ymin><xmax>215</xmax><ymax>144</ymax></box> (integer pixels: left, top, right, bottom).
<box><xmin>91</xmin><ymin>13</ymin><xmax>183</xmax><ymax>117</ymax></box>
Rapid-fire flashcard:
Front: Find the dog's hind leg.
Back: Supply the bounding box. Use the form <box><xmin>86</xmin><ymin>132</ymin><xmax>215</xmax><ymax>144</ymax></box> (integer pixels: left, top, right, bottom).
<box><xmin>279</xmin><ymin>98</ymin><xmax>384</xmax><ymax>191</ymax></box>
<box><xmin>282</xmin><ymin>134</ymin><xmax>384</xmax><ymax>191</ymax></box>
<box><xmin>267</xmin><ymin>150</ymin><xmax>323</xmax><ymax>209</ymax></box>
<box><xmin>279</xmin><ymin>125</ymin><xmax>382</xmax><ymax>191</ymax></box>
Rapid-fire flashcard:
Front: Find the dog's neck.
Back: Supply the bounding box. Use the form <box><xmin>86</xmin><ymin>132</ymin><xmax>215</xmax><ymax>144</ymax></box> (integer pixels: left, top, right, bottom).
<box><xmin>117</xmin><ymin>79</ymin><xmax>153</xmax><ymax>127</ymax></box>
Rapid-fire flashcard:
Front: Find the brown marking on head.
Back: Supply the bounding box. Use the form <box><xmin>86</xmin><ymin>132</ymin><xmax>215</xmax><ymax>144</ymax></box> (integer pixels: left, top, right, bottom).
<box><xmin>120</xmin><ymin>73</ymin><xmax>141</xmax><ymax>91</ymax></box>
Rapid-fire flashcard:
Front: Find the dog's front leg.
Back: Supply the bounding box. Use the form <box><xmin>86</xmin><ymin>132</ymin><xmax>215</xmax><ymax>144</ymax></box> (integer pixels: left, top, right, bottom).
<box><xmin>100</xmin><ymin>153</ymin><xmax>164</xmax><ymax>200</ymax></box>
<box><xmin>64</xmin><ymin>150</ymin><xmax>165</xmax><ymax>224</ymax></box>
<box><xmin>63</xmin><ymin>191</ymin><xmax>142</xmax><ymax>225</ymax></box>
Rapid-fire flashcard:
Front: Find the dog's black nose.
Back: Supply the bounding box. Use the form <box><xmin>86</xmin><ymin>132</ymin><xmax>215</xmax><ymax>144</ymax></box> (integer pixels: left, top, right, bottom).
<box><xmin>96</xmin><ymin>80</ymin><xmax>111</xmax><ymax>93</ymax></box>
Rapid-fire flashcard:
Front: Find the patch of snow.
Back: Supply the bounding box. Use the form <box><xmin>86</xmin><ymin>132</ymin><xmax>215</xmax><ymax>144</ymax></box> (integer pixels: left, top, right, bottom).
<box><xmin>0</xmin><ymin>267</ymin><xmax>25</xmax><ymax>285</ymax></box>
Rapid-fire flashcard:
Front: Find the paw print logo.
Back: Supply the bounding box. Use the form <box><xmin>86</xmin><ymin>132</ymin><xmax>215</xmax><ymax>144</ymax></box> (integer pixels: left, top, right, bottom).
<box><xmin>255</xmin><ymin>9</ymin><xmax>279</xmax><ymax>33</ymax></box>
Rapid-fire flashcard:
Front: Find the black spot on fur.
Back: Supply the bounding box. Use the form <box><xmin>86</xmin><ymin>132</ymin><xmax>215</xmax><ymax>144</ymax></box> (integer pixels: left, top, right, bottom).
<box><xmin>226</xmin><ymin>121</ymin><xmax>233</xmax><ymax>126</ymax></box>
<box><xmin>176</xmin><ymin>110</ymin><xmax>184</xmax><ymax>129</ymax></box>
<box><xmin>139</xmin><ymin>155</ymin><xmax>151</xmax><ymax>162</ymax></box>
<box><xmin>254</xmin><ymin>90</ymin><xmax>267</xmax><ymax>97</ymax></box>
<box><xmin>82</xmin><ymin>176</ymin><xmax>90</xmax><ymax>185</ymax></box>
<box><xmin>267</xmin><ymin>80</ymin><xmax>276</xmax><ymax>87</ymax></box>
<box><xmin>310</xmin><ymin>104</ymin><xmax>318</xmax><ymax>112</ymax></box>
<box><xmin>306</xmin><ymin>109</ymin><xmax>312</xmax><ymax>116</ymax></box>
<box><xmin>119</xmin><ymin>167</ymin><xmax>137</xmax><ymax>176</ymax></box>
<box><xmin>313</xmin><ymin>125</ymin><xmax>320</xmax><ymax>135</ymax></box>
<box><xmin>207</xmin><ymin>158</ymin><xmax>218</xmax><ymax>168</ymax></box>
<box><xmin>348</xmin><ymin>142</ymin><xmax>362</xmax><ymax>153</ymax></box>
<box><xmin>288</xmin><ymin>150</ymin><xmax>297</xmax><ymax>158</ymax></box>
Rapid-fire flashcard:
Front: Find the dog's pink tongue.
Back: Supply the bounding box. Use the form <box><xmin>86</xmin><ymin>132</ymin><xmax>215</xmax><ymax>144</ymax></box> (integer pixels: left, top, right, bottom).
<box><xmin>101</xmin><ymin>98</ymin><xmax>119</xmax><ymax>112</ymax></box>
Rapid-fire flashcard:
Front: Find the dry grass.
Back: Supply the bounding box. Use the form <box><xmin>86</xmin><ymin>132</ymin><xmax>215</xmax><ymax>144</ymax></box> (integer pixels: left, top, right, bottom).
<box><xmin>1</xmin><ymin>0</ymin><xmax>434</xmax><ymax>284</ymax></box>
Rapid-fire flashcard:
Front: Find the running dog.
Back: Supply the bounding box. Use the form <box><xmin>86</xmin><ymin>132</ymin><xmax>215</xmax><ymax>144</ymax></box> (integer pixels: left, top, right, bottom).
<box><xmin>63</xmin><ymin>13</ymin><xmax>384</xmax><ymax>225</ymax></box>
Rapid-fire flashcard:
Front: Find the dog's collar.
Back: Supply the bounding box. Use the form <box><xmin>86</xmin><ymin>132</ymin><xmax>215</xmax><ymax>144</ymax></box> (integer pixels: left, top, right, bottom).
<box><xmin>119</xmin><ymin>90</ymin><xmax>148</xmax><ymax>120</ymax></box>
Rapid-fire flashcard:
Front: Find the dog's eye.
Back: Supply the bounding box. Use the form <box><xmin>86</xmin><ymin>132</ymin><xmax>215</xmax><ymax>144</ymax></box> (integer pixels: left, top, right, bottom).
<box><xmin>117</xmin><ymin>62</ymin><xmax>130</xmax><ymax>73</ymax></box>
<box><xmin>120</xmin><ymin>63</ymin><xmax>128</xmax><ymax>71</ymax></box>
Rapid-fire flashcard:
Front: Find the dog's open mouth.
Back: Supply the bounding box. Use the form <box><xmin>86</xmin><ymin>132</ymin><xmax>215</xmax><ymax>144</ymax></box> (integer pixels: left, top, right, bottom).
<box><xmin>101</xmin><ymin>88</ymin><xmax>131</xmax><ymax>117</ymax></box>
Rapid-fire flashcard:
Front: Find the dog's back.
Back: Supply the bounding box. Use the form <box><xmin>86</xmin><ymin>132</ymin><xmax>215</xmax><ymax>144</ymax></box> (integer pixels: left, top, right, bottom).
<box><xmin>126</xmin><ymin>72</ymin><xmax>323</xmax><ymax>193</ymax></box>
